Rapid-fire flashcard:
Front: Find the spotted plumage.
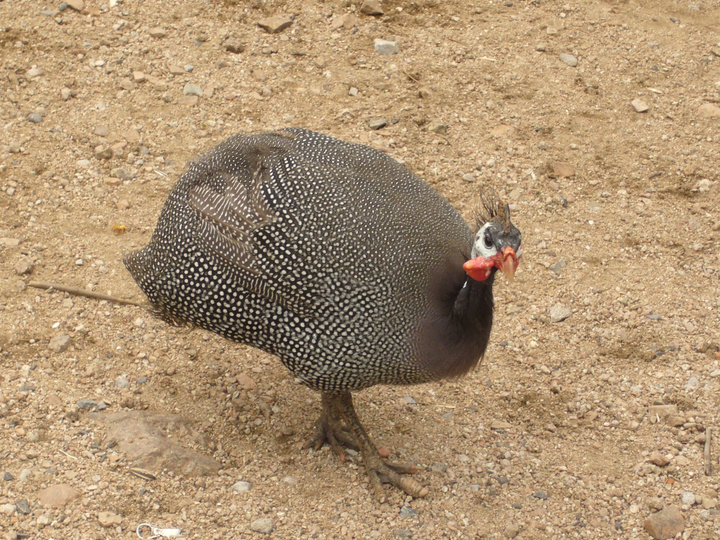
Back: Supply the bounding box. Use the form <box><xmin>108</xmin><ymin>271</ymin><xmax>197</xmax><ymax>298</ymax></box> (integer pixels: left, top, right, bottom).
<box><xmin>125</xmin><ymin>128</ymin><xmax>522</xmax><ymax>500</ymax></box>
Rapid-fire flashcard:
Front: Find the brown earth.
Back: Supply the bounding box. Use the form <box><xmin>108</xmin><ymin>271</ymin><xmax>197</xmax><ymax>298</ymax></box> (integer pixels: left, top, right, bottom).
<box><xmin>1</xmin><ymin>0</ymin><xmax>720</xmax><ymax>538</ymax></box>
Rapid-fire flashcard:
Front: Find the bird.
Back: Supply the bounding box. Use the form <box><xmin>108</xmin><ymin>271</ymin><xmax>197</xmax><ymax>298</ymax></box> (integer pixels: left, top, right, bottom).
<box><xmin>124</xmin><ymin>128</ymin><xmax>522</xmax><ymax>501</ymax></box>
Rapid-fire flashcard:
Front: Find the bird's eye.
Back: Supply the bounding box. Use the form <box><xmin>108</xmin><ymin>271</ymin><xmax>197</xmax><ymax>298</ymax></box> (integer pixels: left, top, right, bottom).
<box><xmin>483</xmin><ymin>234</ymin><xmax>493</xmax><ymax>249</ymax></box>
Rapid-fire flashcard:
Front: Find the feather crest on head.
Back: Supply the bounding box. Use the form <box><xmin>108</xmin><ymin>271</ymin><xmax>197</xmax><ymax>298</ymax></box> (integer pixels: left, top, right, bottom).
<box><xmin>475</xmin><ymin>189</ymin><xmax>512</xmax><ymax>231</ymax></box>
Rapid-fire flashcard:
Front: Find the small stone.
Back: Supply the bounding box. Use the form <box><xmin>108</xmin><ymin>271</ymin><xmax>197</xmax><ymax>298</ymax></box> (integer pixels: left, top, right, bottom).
<box><xmin>551</xmin><ymin>162</ymin><xmax>575</xmax><ymax>178</ymax></box>
<box><xmin>77</xmin><ymin>399</ymin><xmax>98</xmax><ymax>410</ymax></box>
<box><xmin>349</xmin><ymin>87</ymin><xmax>359</xmax><ymax>96</ymax></box>
<box><xmin>368</xmin><ymin>118</ymin><xmax>388</xmax><ymax>130</ymax></box>
<box><xmin>403</xmin><ymin>396</ymin><xmax>417</xmax><ymax>405</ymax></box>
<box><xmin>94</xmin><ymin>125</ymin><xmax>110</xmax><ymax>137</ymax></box>
<box><xmin>698</xmin><ymin>103</ymin><xmax>720</xmax><ymax>118</ymax></box>
<box><xmin>137</xmin><ymin>376</ymin><xmax>148</xmax><ymax>385</ymax></box>
<box><xmin>257</xmin><ymin>16</ymin><xmax>293</xmax><ymax>34</ymax></box>
<box><xmin>648</xmin><ymin>451</ymin><xmax>670</xmax><ymax>467</ymax></box>
<box><xmin>232</xmin><ymin>481</ymin><xmax>251</xmax><ymax>492</ymax></box>
<box><xmin>631</xmin><ymin>99</ymin><xmax>649</xmax><ymax>113</ymax></box>
<box><xmin>183</xmin><ymin>83</ymin><xmax>203</xmax><ymax>97</ymax></box>
<box><xmin>429</xmin><ymin>120</ymin><xmax>449</xmax><ymax>134</ymax></box>
<box><xmin>680</xmin><ymin>492</ymin><xmax>696</xmax><ymax>506</ymax></box>
<box><xmin>549</xmin><ymin>303</ymin><xmax>572</xmax><ymax>323</ymax></box>
<box><xmin>28</xmin><ymin>113</ymin><xmax>43</xmax><ymax>124</ymax></box>
<box><xmin>533</xmin><ymin>490</ymin><xmax>548</xmax><ymax>500</ymax></box>
<box><xmin>490</xmin><ymin>420</ymin><xmax>512</xmax><ymax>430</ymax></box>
<box><xmin>503</xmin><ymin>523</ymin><xmax>520</xmax><ymax>538</ymax></box>
<box><xmin>15</xmin><ymin>259</ymin><xmax>34</xmax><ymax>275</ymax></box>
<box><xmin>178</xmin><ymin>95</ymin><xmax>199</xmax><ymax>106</ymax></box>
<box><xmin>399</xmin><ymin>505</ymin><xmax>418</xmax><ymax>518</ymax></box>
<box><xmin>0</xmin><ymin>237</ymin><xmax>21</xmax><ymax>247</ymax></box>
<box><xmin>3</xmin><ymin>472</ymin><xmax>14</xmax><ymax>481</ymax></box>
<box><xmin>148</xmin><ymin>27</ymin><xmax>166</xmax><ymax>38</ymax></box>
<box><xmin>686</xmin><ymin>376</ymin><xmax>700</xmax><ymax>391</ymax></box>
<box><xmin>15</xmin><ymin>499</ymin><xmax>30</xmax><ymax>515</ymax></box>
<box><xmin>360</xmin><ymin>0</ymin><xmax>384</xmax><ymax>15</ymax></box>
<box><xmin>559</xmin><ymin>53</ymin><xmax>578</xmax><ymax>67</ymax></box>
<box><xmin>549</xmin><ymin>258</ymin><xmax>566</xmax><ymax>276</ymax></box>
<box><xmin>237</xmin><ymin>372</ymin><xmax>256</xmax><ymax>390</ymax></box>
<box><xmin>98</xmin><ymin>511</ymin><xmax>122</xmax><ymax>527</ymax></box>
<box><xmin>226</xmin><ymin>42</ymin><xmax>245</xmax><ymax>54</ymax></box>
<box><xmin>95</xmin><ymin>147</ymin><xmax>113</xmax><ymax>160</ymax></box>
<box><xmin>37</xmin><ymin>514</ymin><xmax>51</xmax><ymax>527</ymax></box>
<box><xmin>65</xmin><ymin>0</ymin><xmax>85</xmax><ymax>11</ymax></box>
<box><xmin>644</xmin><ymin>505</ymin><xmax>684</xmax><ymax>540</ymax></box>
<box><xmin>132</xmin><ymin>71</ymin><xmax>146</xmax><ymax>83</ymax></box>
<box><xmin>115</xmin><ymin>376</ymin><xmax>129</xmax><ymax>389</ymax></box>
<box><xmin>535</xmin><ymin>44</ymin><xmax>546</xmax><ymax>52</ymax></box>
<box><xmin>168</xmin><ymin>64</ymin><xmax>185</xmax><ymax>75</ymax></box>
<box><xmin>648</xmin><ymin>404</ymin><xmax>678</xmax><ymax>419</ymax></box>
<box><xmin>48</xmin><ymin>334</ymin><xmax>72</xmax><ymax>353</ymax></box>
<box><xmin>282</xmin><ymin>475</ymin><xmax>299</xmax><ymax>486</ymax></box>
<box><xmin>374</xmin><ymin>38</ymin><xmax>399</xmax><ymax>55</ymax></box>
<box><xmin>393</xmin><ymin>531</ymin><xmax>412</xmax><ymax>539</ymax></box>
<box><xmin>249</xmin><ymin>517</ymin><xmax>274</xmax><ymax>534</ymax></box>
<box><xmin>27</xmin><ymin>67</ymin><xmax>43</xmax><ymax>78</ymax></box>
<box><xmin>37</xmin><ymin>484</ymin><xmax>81</xmax><ymax>508</ymax></box>
<box><xmin>61</xmin><ymin>87</ymin><xmax>74</xmax><ymax>100</ymax></box>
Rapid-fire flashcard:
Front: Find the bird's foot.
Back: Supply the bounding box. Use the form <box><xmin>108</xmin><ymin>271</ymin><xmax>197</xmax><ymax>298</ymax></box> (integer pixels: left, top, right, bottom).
<box><xmin>309</xmin><ymin>391</ymin><xmax>428</xmax><ymax>502</ymax></box>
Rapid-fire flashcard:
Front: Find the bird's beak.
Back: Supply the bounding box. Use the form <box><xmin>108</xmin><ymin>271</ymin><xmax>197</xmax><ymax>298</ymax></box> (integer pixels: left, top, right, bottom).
<box><xmin>498</xmin><ymin>247</ymin><xmax>519</xmax><ymax>282</ymax></box>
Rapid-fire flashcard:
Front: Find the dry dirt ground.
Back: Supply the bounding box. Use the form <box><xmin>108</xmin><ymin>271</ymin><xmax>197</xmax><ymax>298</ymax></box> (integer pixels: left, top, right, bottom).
<box><xmin>1</xmin><ymin>0</ymin><xmax>720</xmax><ymax>538</ymax></box>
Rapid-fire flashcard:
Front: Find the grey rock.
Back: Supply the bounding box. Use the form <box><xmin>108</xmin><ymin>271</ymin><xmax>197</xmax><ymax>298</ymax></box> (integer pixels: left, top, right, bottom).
<box><xmin>686</xmin><ymin>377</ymin><xmax>700</xmax><ymax>391</ymax></box>
<box><xmin>393</xmin><ymin>530</ymin><xmax>412</xmax><ymax>539</ymax></box>
<box><xmin>549</xmin><ymin>303</ymin><xmax>572</xmax><ymax>323</ymax></box>
<box><xmin>680</xmin><ymin>492</ymin><xmax>696</xmax><ymax>506</ymax></box>
<box><xmin>3</xmin><ymin>472</ymin><xmax>14</xmax><ymax>481</ymax></box>
<box><xmin>28</xmin><ymin>113</ymin><xmax>43</xmax><ymax>124</ymax></box>
<box><xmin>533</xmin><ymin>490</ymin><xmax>548</xmax><ymax>500</ymax></box>
<box><xmin>368</xmin><ymin>118</ymin><xmax>388</xmax><ymax>130</ymax></box>
<box><xmin>77</xmin><ymin>398</ymin><xmax>98</xmax><ymax>410</ymax></box>
<box><xmin>48</xmin><ymin>334</ymin><xmax>72</xmax><ymax>353</ymax></box>
<box><xmin>115</xmin><ymin>376</ymin><xmax>129</xmax><ymax>389</ymax></box>
<box><xmin>431</xmin><ymin>462</ymin><xmax>448</xmax><ymax>473</ymax></box>
<box><xmin>549</xmin><ymin>258</ymin><xmax>566</xmax><ymax>276</ymax></box>
<box><xmin>403</xmin><ymin>396</ymin><xmax>417</xmax><ymax>405</ymax></box>
<box><xmin>559</xmin><ymin>53</ymin><xmax>578</xmax><ymax>67</ymax></box>
<box><xmin>429</xmin><ymin>120</ymin><xmax>449</xmax><ymax>134</ymax></box>
<box><xmin>231</xmin><ymin>481</ymin><xmax>251</xmax><ymax>492</ymax></box>
<box><xmin>374</xmin><ymin>38</ymin><xmax>399</xmax><ymax>55</ymax></box>
<box><xmin>15</xmin><ymin>499</ymin><xmax>30</xmax><ymax>515</ymax></box>
<box><xmin>399</xmin><ymin>505</ymin><xmax>418</xmax><ymax>518</ymax></box>
<box><xmin>183</xmin><ymin>83</ymin><xmax>203</xmax><ymax>97</ymax></box>
<box><xmin>249</xmin><ymin>517</ymin><xmax>274</xmax><ymax>534</ymax></box>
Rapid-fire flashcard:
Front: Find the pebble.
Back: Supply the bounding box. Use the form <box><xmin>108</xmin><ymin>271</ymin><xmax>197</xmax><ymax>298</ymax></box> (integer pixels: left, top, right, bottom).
<box><xmin>15</xmin><ymin>259</ymin><xmax>34</xmax><ymax>275</ymax></box>
<box><xmin>503</xmin><ymin>523</ymin><xmax>520</xmax><ymax>538</ymax></box>
<box><xmin>226</xmin><ymin>42</ymin><xmax>244</xmax><ymax>54</ymax></box>
<box><xmin>15</xmin><ymin>499</ymin><xmax>30</xmax><ymax>515</ymax></box>
<box><xmin>680</xmin><ymin>492</ymin><xmax>696</xmax><ymax>506</ymax></box>
<box><xmin>0</xmin><ymin>504</ymin><xmax>15</xmax><ymax>515</ymax></box>
<box><xmin>28</xmin><ymin>113</ymin><xmax>43</xmax><ymax>124</ymax></box>
<box><xmin>403</xmin><ymin>396</ymin><xmax>417</xmax><ymax>405</ymax></box>
<box><xmin>3</xmin><ymin>472</ymin><xmax>14</xmax><ymax>481</ymax></box>
<box><xmin>533</xmin><ymin>490</ymin><xmax>548</xmax><ymax>500</ymax></box>
<box><xmin>631</xmin><ymin>99</ymin><xmax>649</xmax><ymax>113</ymax></box>
<box><xmin>27</xmin><ymin>67</ymin><xmax>43</xmax><ymax>78</ymax></box>
<box><xmin>559</xmin><ymin>53</ymin><xmax>578</xmax><ymax>67</ymax></box>
<box><xmin>399</xmin><ymin>505</ymin><xmax>418</xmax><ymax>518</ymax></box>
<box><xmin>61</xmin><ymin>87</ymin><xmax>74</xmax><ymax>100</ymax></box>
<box><xmin>183</xmin><ymin>83</ymin><xmax>203</xmax><ymax>97</ymax></box>
<box><xmin>685</xmin><ymin>376</ymin><xmax>700</xmax><ymax>391</ymax></box>
<box><xmin>360</xmin><ymin>0</ymin><xmax>384</xmax><ymax>15</ymax></box>
<box><xmin>77</xmin><ymin>399</ymin><xmax>99</xmax><ymax>410</ymax></box>
<box><xmin>648</xmin><ymin>451</ymin><xmax>670</xmax><ymax>467</ymax></box>
<box><xmin>48</xmin><ymin>334</ymin><xmax>72</xmax><ymax>353</ymax></box>
<box><xmin>137</xmin><ymin>375</ymin><xmax>148</xmax><ymax>385</ymax></box>
<box><xmin>644</xmin><ymin>505</ymin><xmax>684</xmax><ymax>540</ymax></box>
<box><xmin>429</xmin><ymin>120</ymin><xmax>449</xmax><ymax>134</ymax></box>
<box><xmin>65</xmin><ymin>0</ymin><xmax>84</xmax><ymax>11</ymax></box>
<box><xmin>115</xmin><ymin>376</ymin><xmax>129</xmax><ymax>389</ymax></box>
<box><xmin>98</xmin><ymin>511</ymin><xmax>122</xmax><ymax>527</ymax></box>
<box><xmin>549</xmin><ymin>303</ymin><xmax>572</xmax><ymax>323</ymax></box>
<box><xmin>37</xmin><ymin>484</ymin><xmax>80</xmax><ymax>508</ymax></box>
<box><xmin>232</xmin><ymin>481</ymin><xmax>251</xmax><ymax>492</ymax></box>
<box><xmin>148</xmin><ymin>27</ymin><xmax>166</xmax><ymax>38</ymax></box>
<box><xmin>368</xmin><ymin>118</ymin><xmax>388</xmax><ymax>130</ymax></box>
<box><xmin>393</xmin><ymin>530</ymin><xmax>412</xmax><ymax>539</ymax></box>
<box><xmin>374</xmin><ymin>39</ymin><xmax>399</xmax><ymax>55</ymax></box>
<box><xmin>249</xmin><ymin>517</ymin><xmax>274</xmax><ymax>534</ymax></box>
<box><xmin>257</xmin><ymin>16</ymin><xmax>293</xmax><ymax>34</ymax></box>
<box><xmin>18</xmin><ymin>469</ymin><xmax>32</xmax><ymax>482</ymax></box>
<box><xmin>551</xmin><ymin>162</ymin><xmax>576</xmax><ymax>178</ymax></box>
<box><xmin>698</xmin><ymin>103</ymin><xmax>720</xmax><ymax>118</ymax></box>
<box><xmin>94</xmin><ymin>125</ymin><xmax>110</xmax><ymax>137</ymax></box>
<box><xmin>549</xmin><ymin>258</ymin><xmax>566</xmax><ymax>276</ymax></box>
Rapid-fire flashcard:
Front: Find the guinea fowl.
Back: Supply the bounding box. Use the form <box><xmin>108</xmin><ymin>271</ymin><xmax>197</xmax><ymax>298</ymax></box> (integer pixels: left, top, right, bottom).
<box><xmin>124</xmin><ymin>128</ymin><xmax>521</xmax><ymax>501</ymax></box>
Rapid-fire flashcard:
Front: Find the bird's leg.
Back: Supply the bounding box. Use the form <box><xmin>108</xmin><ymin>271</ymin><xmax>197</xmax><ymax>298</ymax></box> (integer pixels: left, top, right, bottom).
<box><xmin>306</xmin><ymin>392</ymin><xmax>357</xmax><ymax>457</ymax></box>
<box><xmin>310</xmin><ymin>391</ymin><xmax>429</xmax><ymax>502</ymax></box>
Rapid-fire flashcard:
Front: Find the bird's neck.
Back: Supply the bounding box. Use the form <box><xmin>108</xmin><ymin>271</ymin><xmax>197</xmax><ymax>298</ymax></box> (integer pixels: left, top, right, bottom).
<box><xmin>417</xmin><ymin>270</ymin><xmax>495</xmax><ymax>380</ymax></box>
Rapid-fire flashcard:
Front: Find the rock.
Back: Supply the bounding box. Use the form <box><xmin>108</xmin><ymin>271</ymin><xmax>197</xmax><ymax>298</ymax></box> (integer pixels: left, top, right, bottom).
<box><xmin>98</xmin><ymin>511</ymin><xmax>122</xmax><ymax>527</ymax></box>
<box><xmin>183</xmin><ymin>83</ymin><xmax>203</xmax><ymax>97</ymax></box>
<box><xmin>231</xmin><ymin>481</ymin><xmax>251</xmax><ymax>492</ymax></box>
<box><xmin>698</xmin><ymin>103</ymin><xmax>720</xmax><ymax>118</ymax></box>
<box><xmin>644</xmin><ymin>505</ymin><xmax>684</xmax><ymax>540</ymax></box>
<box><xmin>549</xmin><ymin>258</ymin><xmax>566</xmax><ymax>276</ymax></box>
<box><xmin>490</xmin><ymin>420</ymin><xmax>512</xmax><ymax>430</ymax></box>
<box><xmin>533</xmin><ymin>490</ymin><xmax>548</xmax><ymax>500</ymax></box>
<box><xmin>94</xmin><ymin>411</ymin><xmax>221</xmax><ymax>477</ymax></box>
<box><xmin>680</xmin><ymin>492</ymin><xmax>696</xmax><ymax>506</ymax></box>
<box><xmin>15</xmin><ymin>499</ymin><xmax>30</xmax><ymax>515</ymax></box>
<box><xmin>237</xmin><ymin>372</ymin><xmax>256</xmax><ymax>390</ymax></box>
<box><xmin>115</xmin><ymin>376</ymin><xmax>129</xmax><ymax>389</ymax></box>
<box><xmin>648</xmin><ymin>404</ymin><xmax>678</xmax><ymax>419</ymax></box>
<box><xmin>399</xmin><ymin>505</ymin><xmax>418</xmax><ymax>518</ymax></box>
<box><xmin>148</xmin><ymin>27</ymin><xmax>166</xmax><ymax>38</ymax></box>
<box><xmin>631</xmin><ymin>99</ymin><xmax>649</xmax><ymax>113</ymax></box>
<box><xmin>37</xmin><ymin>514</ymin><xmax>51</xmax><ymax>527</ymax></box>
<box><xmin>503</xmin><ymin>523</ymin><xmax>520</xmax><ymax>538</ymax></box>
<box><xmin>0</xmin><ymin>237</ymin><xmax>22</xmax><ymax>247</ymax></box>
<box><xmin>226</xmin><ymin>42</ymin><xmax>245</xmax><ymax>54</ymax></box>
<box><xmin>360</xmin><ymin>0</ymin><xmax>384</xmax><ymax>15</ymax></box>
<box><xmin>3</xmin><ymin>472</ymin><xmax>14</xmax><ymax>481</ymax></box>
<box><xmin>179</xmin><ymin>95</ymin><xmax>199</xmax><ymax>106</ymax></box>
<box><xmin>94</xmin><ymin>125</ymin><xmax>110</xmax><ymax>137</ymax></box>
<box><xmin>559</xmin><ymin>53</ymin><xmax>578</xmax><ymax>67</ymax></box>
<box><xmin>551</xmin><ymin>162</ymin><xmax>576</xmax><ymax>178</ymax></box>
<box><xmin>0</xmin><ymin>503</ymin><xmax>15</xmax><ymax>515</ymax></box>
<box><xmin>65</xmin><ymin>0</ymin><xmax>85</xmax><ymax>11</ymax></box>
<box><xmin>374</xmin><ymin>39</ymin><xmax>399</xmax><ymax>55</ymax></box>
<box><xmin>648</xmin><ymin>451</ymin><xmax>670</xmax><ymax>467</ymax></box>
<box><xmin>368</xmin><ymin>118</ymin><xmax>388</xmax><ymax>130</ymax></box>
<box><xmin>48</xmin><ymin>334</ymin><xmax>72</xmax><ymax>353</ymax></box>
<box><xmin>14</xmin><ymin>259</ymin><xmax>33</xmax><ymax>275</ymax></box>
<box><xmin>28</xmin><ymin>113</ymin><xmax>43</xmax><ymax>124</ymax></box>
<box><xmin>61</xmin><ymin>87</ymin><xmax>74</xmax><ymax>100</ymax></box>
<box><xmin>257</xmin><ymin>16</ymin><xmax>293</xmax><ymax>34</ymax></box>
<box><xmin>37</xmin><ymin>484</ymin><xmax>80</xmax><ymax>508</ymax></box>
<box><xmin>249</xmin><ymin>517</ymin><xmax>274</xmax><ymax>534</ymax></box>
<box><xmin>429</xmin><ymin>120</ymin><xmax>449</xmax><ymax>134</ymax></box>
<box><xmin>77</xmin><ymin>398</ymin><xmax>99</xmax><ymax>410</ymax></box>
<box><xmin>168</xmin><ymin>64</ymin><xmax>185</xmax><ymax>75</ymax></box>
<box><xmin>549</xmin><ymin>303</ymin><xmax>572</xmax><ymax>323</ymax></box>
<box><xmin>27</xmin><ymin>67</ymin><xmax>43</xmax><ymax>78</ymax></box>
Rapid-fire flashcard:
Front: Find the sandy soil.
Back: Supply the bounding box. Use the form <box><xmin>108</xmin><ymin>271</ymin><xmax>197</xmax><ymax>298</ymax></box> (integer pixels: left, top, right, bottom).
<box><xmin>1</xmin><ymin>0</ymin><xmax>719</xmax><ymax>538</ymax></box>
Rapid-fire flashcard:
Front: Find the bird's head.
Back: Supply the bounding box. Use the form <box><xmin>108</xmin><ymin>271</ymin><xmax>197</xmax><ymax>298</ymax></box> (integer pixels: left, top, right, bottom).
<box><xmin>463</xmin><ymin>193</ymin><xmax>522</xmax><ymax>282</ymax></box>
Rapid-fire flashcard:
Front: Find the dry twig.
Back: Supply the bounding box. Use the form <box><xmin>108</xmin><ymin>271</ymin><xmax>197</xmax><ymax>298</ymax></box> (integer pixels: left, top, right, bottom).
<box><xmin>705</xmin><ymin>427</ymin><xmax>712</xmax><ymax>476</ymax></box>
<box><xmin>28</xmin><ymin>281</ymin><xmax>143</xmax><ymax>307</ymax></box>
